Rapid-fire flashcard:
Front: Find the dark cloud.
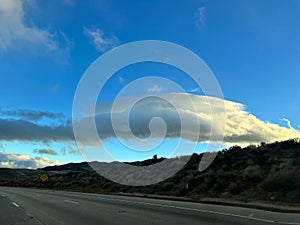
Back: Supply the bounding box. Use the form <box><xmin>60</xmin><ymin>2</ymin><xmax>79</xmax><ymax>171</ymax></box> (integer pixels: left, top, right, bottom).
<box><xmin>68</xmin><ymin>146</ymin><xmax>79</xmax><ymax>155</ymax></box>
<box><xmin>0</xmin><ymin>118</ymin><xmax>74</xmax><ymax>143</ymax></box>
<box><xmin>34</xmin><ymin>149</ymin><xmax>57</xmax><ymax>155</ymax></box>
<box><xmin>0</xmin><ymin>109</ymin><xmax>65</xmax><ymax>121</ymax></box>
<box><xmin>60</xmin><ymin>146</ymin><xmax>80</xmax><ymax>155</ymax></box>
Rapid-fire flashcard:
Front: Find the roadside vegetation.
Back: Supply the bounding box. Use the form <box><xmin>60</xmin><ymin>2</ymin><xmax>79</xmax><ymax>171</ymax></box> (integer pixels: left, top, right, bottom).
<box><xmin>1</xmin><ymin>139</ymin><xmax>299</xmax><ymax>205</ymax></box>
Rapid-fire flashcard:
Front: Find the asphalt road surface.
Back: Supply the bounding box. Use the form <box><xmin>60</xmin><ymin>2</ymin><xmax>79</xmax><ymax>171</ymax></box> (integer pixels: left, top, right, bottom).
<box><xmin>0</xmin><ymin>187</ymin><xmax>299</xmax><ymax>225</ymax></box>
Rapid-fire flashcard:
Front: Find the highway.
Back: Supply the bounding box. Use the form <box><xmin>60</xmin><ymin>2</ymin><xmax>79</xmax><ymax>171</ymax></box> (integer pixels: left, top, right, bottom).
<box><xmin>0</xmin><ymin>187</ymin><xmax>299</xmax><ymax>225</ymax></box>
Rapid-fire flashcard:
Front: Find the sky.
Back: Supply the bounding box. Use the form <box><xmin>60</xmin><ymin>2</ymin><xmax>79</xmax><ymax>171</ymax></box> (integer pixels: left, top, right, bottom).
<box><xmin>0</xmin><ymin>0</ymin><xmax>300</xmax><ymax>168</ymax></box>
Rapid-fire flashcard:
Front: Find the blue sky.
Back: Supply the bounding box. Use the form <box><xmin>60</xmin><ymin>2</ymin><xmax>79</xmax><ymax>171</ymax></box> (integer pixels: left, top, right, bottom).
<box><xmin>0</xmin><ymin>0</ymin><xmax>300</xmax><ymax>168</ymax></box>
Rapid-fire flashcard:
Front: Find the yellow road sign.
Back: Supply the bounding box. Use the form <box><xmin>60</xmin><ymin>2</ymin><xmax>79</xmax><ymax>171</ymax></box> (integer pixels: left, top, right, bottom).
<box><xmin>40</xmin><ymin>173</ymin><xmax>48</xmax><ymax>182</ymax></box>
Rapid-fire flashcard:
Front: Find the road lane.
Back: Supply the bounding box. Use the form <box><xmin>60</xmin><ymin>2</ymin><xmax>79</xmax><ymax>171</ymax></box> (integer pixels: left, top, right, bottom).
<box><xmin>0</xmin><ymin>187</ymin><xmax>299</xmax><ymax>225</ymax></box>
<box><xmin>0</xmin><ymin>191</ymin><xmax>41</xmax><ymax>225</ymax></box>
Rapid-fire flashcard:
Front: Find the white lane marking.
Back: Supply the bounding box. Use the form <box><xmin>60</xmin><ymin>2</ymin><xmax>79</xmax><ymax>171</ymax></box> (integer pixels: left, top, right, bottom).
<box><xmin>64</xmin><ymin>199</ymin><xmax>79</xmax><ymax>204</ymax></box>
<box><xmin>1</xmin><ymin>194</ymin><xmax>5</xmax><ymax>197</ymax></box>
<box><xmin>91</xmin><ymin>196</ymin><xmax>300</xmax><ymax>225</ymax></box>
<box><xmin>12</xmin><ymin>202</ymin><xmax>19</xmax><ymax>207</ymax></box>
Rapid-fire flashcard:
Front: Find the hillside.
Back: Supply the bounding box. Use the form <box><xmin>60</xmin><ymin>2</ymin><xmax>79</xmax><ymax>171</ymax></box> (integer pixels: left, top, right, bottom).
<box><xmin>0</xmin><ymin>139</ymin><xmax>299</xmax><ymax>205</ymax></box>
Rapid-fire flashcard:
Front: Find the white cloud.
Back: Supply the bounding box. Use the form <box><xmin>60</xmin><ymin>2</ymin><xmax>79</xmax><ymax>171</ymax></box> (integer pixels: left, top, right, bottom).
<box><xmin>194</xmin><ymin>7</ymin><xmax>206</xmax><ymax>30</ymax></box>
<box><xmin>189</xmin><ymin>87</ymin><xmax>201</xmax><ymax>93</ymax></box>
<box><xmin>83</xmin><ymin>26</ymin><xmax>118</xmax><ymax>52</ymax></box>
<box><xmin>282</xmin><ymin>118</ymin><xmax>293</xmax><ymax>129</ymax></box>
<box><xmin>0</xmin><ymin>0</ymin><xmax>61</xmax><ymax>52</ymax></box>
<box><xmin>147</xmin><ymin>85</ymin><xmax>163</xmax><ymax>93</ymax></box>
<box><xmin>75</xmin><ymin>93</ymin><xmax>300</xmax><ymax>147</ymax></box>
<box><xmin>0</xmin><ymin>152</ymin><xmax>60</xmax><ymax>168</ymax></box>
<box><xmin>118</xmin><ymin>76</ymin><xmax>126</xmax><ymax>85</ymax></box>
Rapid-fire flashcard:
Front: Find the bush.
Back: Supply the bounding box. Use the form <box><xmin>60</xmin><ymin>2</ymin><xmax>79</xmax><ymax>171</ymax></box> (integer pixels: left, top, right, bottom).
<box><xmin>261</xmin><ymin>169</ymin><xmax>295</xmax><ymax>192</ymax></box>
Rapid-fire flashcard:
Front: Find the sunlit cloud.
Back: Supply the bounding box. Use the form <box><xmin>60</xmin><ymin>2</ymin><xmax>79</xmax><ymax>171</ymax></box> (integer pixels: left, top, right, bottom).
<box><xmin>0</xmin><ymin>152</ymin><xmax>60</xmax><ymax>169</ymax></box>
<box><xmin>83</xmin><ymin>93</ymin><xmax>300</xmax><ymax>147</ymax></box>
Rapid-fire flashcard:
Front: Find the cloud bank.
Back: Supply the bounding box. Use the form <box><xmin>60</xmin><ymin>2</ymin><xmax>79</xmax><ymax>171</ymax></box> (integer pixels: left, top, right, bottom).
<box><xmin>0</xmin><ymin>94</ymin><xmax>299</xmax><ymax>148</ymax></box>
<box><xmin>79</xmin><ymin>93</ymin><xmax>299</xmax><ymax>147</ymax></box>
